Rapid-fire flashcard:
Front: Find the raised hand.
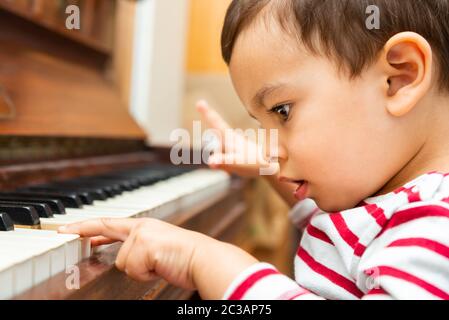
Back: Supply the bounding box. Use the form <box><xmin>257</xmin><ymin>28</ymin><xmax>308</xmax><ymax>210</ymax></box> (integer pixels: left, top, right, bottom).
<box><xmin>196</xmin><ymin>100</ymin><xmax>277</xmax><ymax>177</ymax></box>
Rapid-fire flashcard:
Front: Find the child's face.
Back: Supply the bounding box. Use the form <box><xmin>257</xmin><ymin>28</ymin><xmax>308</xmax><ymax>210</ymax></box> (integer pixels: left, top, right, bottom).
<box><xmin>229</xmin><ymin>22</ymin><xmax>425</xmax><ymax>211</ymax></box>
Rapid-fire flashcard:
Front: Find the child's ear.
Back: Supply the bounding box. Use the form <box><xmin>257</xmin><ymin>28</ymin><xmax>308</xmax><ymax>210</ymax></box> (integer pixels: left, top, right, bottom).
<box><xmin>380</xmin><ymin>32</ymin><xmax>433</xmax><ymax>117</ymax></box>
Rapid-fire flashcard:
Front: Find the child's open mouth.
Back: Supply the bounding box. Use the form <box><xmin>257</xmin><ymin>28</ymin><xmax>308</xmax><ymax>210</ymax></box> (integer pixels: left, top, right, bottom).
<box><xmin>293</xmin><ymin>180</ymin><xmax>308</xmax><ymax>201</ymax></box>
<box><xmin>278</xmin><ymin>176</ymin><xmax>309</xmax><ymax>201</ymax></box>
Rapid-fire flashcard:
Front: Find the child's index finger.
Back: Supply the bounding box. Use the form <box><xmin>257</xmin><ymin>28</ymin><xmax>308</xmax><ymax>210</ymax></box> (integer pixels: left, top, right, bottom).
<box><xmin>196</xmin><ymin>100</ymin><xmax>231</xmax><ymax>132</ymax></box>
<box><xmin>58</xmin><ymin>218</ymin><xmax>137</xmax><ymax>242</ymax></box>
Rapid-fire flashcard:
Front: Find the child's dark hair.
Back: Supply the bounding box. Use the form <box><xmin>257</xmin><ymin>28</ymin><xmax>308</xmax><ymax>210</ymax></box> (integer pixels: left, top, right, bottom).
<box><xmin>221</xmin><ymin>0</ymin><xmax>449</xmax><ymax>91</ymax></box>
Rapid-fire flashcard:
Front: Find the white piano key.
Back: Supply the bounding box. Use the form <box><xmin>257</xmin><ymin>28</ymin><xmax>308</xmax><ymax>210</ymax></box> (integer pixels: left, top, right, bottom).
<box><xmin>12</xmin><ymin>229</ymin><xmax>82</xmax><ymax>268</ymax></box>
<box><xmin>12</xmin><ymin>230</ymin><xmax>70</xmax><ymax>275</ymax></box>
<box><xmin>80</xmin><ymin>237</ymin><xmax>91</xmax><ymax>259</ymax></box>
<box><xmin>0</xmin><ymin>246</ymin><xmax>44</xmax><ymax>296</ymax></box>
<box><xmin>0</xmin><ymin>263</ymin><xmax>13</xmax><ymax>300</ymax></box>
<box><xmin>0</xmin><ymin>228</ymin><xmax>81</xmax><ymax>296</ymax></box>
<box><xmin>0</xmin><ymin>253</ymin><xmax>32</xmax><ymax>299</ymax></box>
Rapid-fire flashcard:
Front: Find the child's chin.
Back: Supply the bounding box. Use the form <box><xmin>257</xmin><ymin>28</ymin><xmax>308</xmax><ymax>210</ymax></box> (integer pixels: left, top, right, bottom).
<box><xmin>314</xmin><ymin>196</ymin><xmax>356</xmax><ymax>213</ymax></box>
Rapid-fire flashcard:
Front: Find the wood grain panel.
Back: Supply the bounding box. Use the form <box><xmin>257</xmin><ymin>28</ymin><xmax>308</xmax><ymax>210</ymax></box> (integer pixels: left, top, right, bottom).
<box><xmin>113</xmin><ymin>0</ymin><xmax>136</xmax><ymax>108</ymax></box>
<box><xmin>0</xmin><ymin>9</ymin><xmax>145</xmax><ymax>139</ymax></box>
<box><xmin>0</xmin><ymin>0</ymin><xmax>115</xmax><ymax>54</ymax></box>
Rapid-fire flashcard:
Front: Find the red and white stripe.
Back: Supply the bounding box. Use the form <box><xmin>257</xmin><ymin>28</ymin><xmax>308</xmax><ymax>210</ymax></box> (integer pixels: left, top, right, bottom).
<box><xmin>223</xmin><ymin>172</ymin><xmax>449</xmax><ymax>300</ymax></box>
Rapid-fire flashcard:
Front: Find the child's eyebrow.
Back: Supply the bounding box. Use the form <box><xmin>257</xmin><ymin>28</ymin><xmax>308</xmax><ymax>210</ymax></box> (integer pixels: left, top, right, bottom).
<box><xmin>252</xmin><ymin>83</ymin><xmax>286</xmax><ymax>108</ymax></box>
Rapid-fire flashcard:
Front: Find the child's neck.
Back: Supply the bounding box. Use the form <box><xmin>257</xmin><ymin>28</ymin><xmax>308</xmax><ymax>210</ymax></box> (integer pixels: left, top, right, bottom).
<box><xmin>376</xmin><ymin>92</ymin><xmax>449</xmax><ymax>196</ymax></box>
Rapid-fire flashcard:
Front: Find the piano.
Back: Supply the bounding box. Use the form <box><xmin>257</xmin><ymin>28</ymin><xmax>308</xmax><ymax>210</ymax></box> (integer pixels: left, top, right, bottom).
<box><xmin>0</xmin><ymin>1</ymin><xmax>250</xmax><ymax>299</ymax></box>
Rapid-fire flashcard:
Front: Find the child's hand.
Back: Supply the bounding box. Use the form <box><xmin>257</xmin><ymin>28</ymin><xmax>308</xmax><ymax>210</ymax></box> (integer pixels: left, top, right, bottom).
<box><xmin>196</xmin><ymin>100</ymin><xmax>277</xmax><ymax>177</ymax></box>
<box><xmin>59</xmin><ymin>218</ymin><xmax>215</xmax><ymax>290</ymax></box>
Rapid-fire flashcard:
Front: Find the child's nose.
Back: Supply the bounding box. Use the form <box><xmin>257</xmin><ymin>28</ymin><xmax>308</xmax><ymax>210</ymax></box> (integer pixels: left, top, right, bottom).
<box><xmin>270</xmin><ymin>144</ymin><xmax>288</xmax><ymax>163</ymax></box>
<box><xmin>263</xmin><ymin>140</ymin><xmax>286</xmax><ymax>159</ymax></box>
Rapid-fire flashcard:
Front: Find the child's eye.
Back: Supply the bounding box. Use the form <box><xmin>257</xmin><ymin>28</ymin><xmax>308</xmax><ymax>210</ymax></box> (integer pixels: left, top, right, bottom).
<box><xmin>268</xmin><ymin>104</ymin><xmax>292</xmax><ymax>122</ymax></box>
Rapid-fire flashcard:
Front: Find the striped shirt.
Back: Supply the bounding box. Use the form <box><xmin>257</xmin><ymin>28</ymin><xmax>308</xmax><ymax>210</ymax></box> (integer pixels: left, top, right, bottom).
<box><xmin>223</xmin><ymin>172</ymin><xmax>449</xmax><ymax>300</ymax></box>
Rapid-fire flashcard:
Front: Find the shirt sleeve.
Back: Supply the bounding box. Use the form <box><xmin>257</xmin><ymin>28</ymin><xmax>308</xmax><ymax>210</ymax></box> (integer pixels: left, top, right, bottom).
<box><xmin>222</xmin><ymin>262</ymin><xmax>324</xmax><ymax>300</ymax></box>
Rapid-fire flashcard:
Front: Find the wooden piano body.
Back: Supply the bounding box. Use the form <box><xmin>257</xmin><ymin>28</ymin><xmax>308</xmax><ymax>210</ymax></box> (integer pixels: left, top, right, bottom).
<box><xmin>0</xmin><ymin>1</ymin><xmax>250</xmax><ymax>299</ymax></box>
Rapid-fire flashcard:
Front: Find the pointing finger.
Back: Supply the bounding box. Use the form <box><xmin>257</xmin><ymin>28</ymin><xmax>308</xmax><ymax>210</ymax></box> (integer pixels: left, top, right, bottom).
<box><xmin>196</xmin><ymin>100</ymin><xmax>231</xmax><ymax>132</ymax></box>
<box><xmin>58</xmin><ymin>218</ymin><xmax>138</xmax><ymax>242</ymax></box>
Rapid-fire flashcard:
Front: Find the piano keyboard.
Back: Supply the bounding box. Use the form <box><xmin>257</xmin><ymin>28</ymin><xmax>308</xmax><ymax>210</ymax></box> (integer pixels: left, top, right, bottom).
<box><xmin>0</xmin><ymin>166</ymin><xmax>230</xmax><ymax>299</ymax></box>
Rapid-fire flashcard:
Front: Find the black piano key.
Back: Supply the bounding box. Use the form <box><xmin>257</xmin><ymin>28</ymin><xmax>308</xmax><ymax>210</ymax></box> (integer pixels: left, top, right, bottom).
<box><xmin>36</xmin><ymin>181</ymin><xmax>113</xmax><ymax>199</ymax></box>
<box><xmin>77</xmin><ymin>189</ymin><xmax>108</xmax><ymax>200</ymax></box>
<box><xmin>0</xmin><ymin>201</ymin><xmax>53</xmax><ymax>218</ymax></box>
<box><xmin>0</xmin><ymin>213</ymin><xmax>14</xmax><ymax>231</ymax></box>
<box><xmin>96</xmin><ymin>177</ymin><xmax>140</xmax><ymax>190</ymax></box>
<box><xmin>73</xmin><ymin>180</ymin><xmax>122</xmax><ymax>197</ymax></box>
<box><xmin>85</xmin><ymin>174</ymin><xmax>138</xmax><ymax>185</ymax></box>
<box><xmin>132</xmin><ymin>178</ymin><xmax>151</xmax><ymax>186</ymax></box>
<box><xmin>0</xmin><ymin>192</ymin><xmax>83</xmax><ymax>208</ymax></box>
<box><xmin>39</xmin><ymin>185</ymin><xmax>108</xmax><ymax>200</ymax></box>
<box><xmin>81</xmin><ymin>180</ymin><xmax>125</xmax><ymax>193</ymax></box>
<box><xmin>61</xmin><ymin>181</ymin><xmax>119</xmax><ymax>196</ymax></box>
<box><xmin>75</xmin><ymin>192</ymin><xmax>94</xmax><ymax>204</ymax></box>
<box><xmin>56</xmin><ymin>177</ymin><xmax>123</xmax><ymax>194</ymax></box>
<box><xmin>88</xmin><ymin>186</ymin><xmax>116</xmax><ymax>197</ymax></box>
<box><xmin>139</xmin><ymin>177</ymin><xmax>161</xmax><ymax>185</ymax></box>
<box><xmin>106</xmin><ymin>180</ymin><xmax>137</xmax><ymax>191</ymax></box>
<box><xmin>0</xmin><ymin>196</ymin><xmax>65</xmax><ymax>215</ymax></box>
<box><xmin>77</xmin><ymin>181</ymin><xmax>122</xmax><ymax>195</ymax></box>
<box><xmin>87</xmin><ymin>179</ymin><xmax>134</xmax><ymax>191</ymax></box>
<box><xmin>110</xmin><ymin>173</ymin><xmax>162</xmax><ymax>186</ymax></box>
<box><xmin>21</xmin><ymin>187</ymin><xmax>94</xmax><ymax>205</ymax></box>
<box><xmin>118</xmin><ymin>178</ymin><xmax>142</xmax><ymax>188</ymax></box>
<box><xmin>0</xmin><ymin>205</ymin><xmax>40</xmax><ymax>226</ymax></box>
